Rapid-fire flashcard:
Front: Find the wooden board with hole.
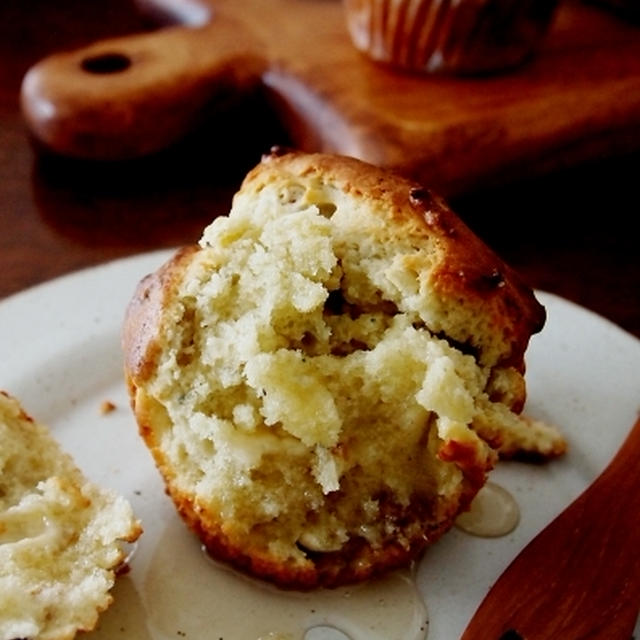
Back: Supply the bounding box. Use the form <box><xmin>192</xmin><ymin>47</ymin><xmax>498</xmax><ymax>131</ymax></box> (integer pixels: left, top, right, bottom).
<box><xmin>21</xmin><ymin>0</ymin><xmax>640</xmax><ymax>196</ymax></box>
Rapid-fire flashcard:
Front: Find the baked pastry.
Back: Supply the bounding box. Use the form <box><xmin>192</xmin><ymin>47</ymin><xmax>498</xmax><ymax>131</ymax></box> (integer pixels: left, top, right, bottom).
<box><xmin>0</xmin><ymin>391</ymin><xmax>142</xmax><ymax>640</ymax></box>
<box><xmin>343</xmin><ymin>0</ymin><xmax>560</xmax><ymax>74</ymax></box>
<box><xmin>123</xmin><ymin>149</ymin><xmax>565</xmax><ymax>589</ymax></box>
<box><xmin>584</xmin><ymin>0</ymin><xmax>640</xmax><ymax>22</ymax></box>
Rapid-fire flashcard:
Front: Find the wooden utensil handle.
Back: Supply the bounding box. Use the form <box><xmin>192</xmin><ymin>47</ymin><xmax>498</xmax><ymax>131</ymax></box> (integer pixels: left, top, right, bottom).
<box><xmin>462</xmin><ymin>415</ymin><xmax>640</xmax><ymax>639</ymax></box>
<box><xmin>20</xmin><ymin>15</ymin><xmax>265</xmax><ymax>159</ymax></box>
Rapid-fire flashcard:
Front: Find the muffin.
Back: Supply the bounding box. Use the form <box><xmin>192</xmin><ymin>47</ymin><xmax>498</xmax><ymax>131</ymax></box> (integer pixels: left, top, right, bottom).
<box><xmin>343</xmin><ymin>0</ymin><xmax>560</xmax><ymax>74</ymax></box>
<box><xmin>0</xmin><ymin>391</ymin><xmax>142</xmax><ymax>640</ymax></box>
<box><xmin>584</xmin><ymin>0</ymin><xmax>640</xmax><ymax>22</ymax></box>
<box><xmin>123</xmin><ymin>149</ymin><xmax>565</xmax><ymax>590</ymax></box>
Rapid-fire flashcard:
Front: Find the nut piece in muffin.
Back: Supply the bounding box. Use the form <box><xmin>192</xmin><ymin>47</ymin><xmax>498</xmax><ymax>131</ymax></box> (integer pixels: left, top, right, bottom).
<box><xmin>0</xmin><ymin>390</ymin><xmax>142</xmax><ymax>640</ymax></box>
<box><xmin>123</xmin><ymin>150</ymin><xmax>565</xmax><ymax>589</ymax></box>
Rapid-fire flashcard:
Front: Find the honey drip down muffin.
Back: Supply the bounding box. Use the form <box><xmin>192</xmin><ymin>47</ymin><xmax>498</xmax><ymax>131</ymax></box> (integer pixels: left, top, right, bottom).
<box><xmin>123</xmin><ymin>150</ymin><xmax>565</xmax><ymax>590</ymax></box>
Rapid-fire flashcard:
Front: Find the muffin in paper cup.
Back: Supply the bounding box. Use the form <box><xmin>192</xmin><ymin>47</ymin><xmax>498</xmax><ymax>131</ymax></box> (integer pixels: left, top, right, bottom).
<box><xmin>584</xmin><ymin>0</ymin><xmax>640</xmax><ymax>23</ymax></box>
<box><xmin>343</xmin><ymin>0</ymin><xmax>560</xmax><ymax>75</ymax></box>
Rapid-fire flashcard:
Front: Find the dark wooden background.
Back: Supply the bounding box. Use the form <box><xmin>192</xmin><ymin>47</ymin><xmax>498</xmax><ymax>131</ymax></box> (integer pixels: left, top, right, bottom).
<box><xmin>1</xmin><ymin>0</ymin><xmax>639</xmax><ymax>340</ymax></box>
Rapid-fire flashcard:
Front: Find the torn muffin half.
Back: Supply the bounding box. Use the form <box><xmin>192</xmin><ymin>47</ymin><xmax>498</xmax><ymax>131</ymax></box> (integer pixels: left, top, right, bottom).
<box><xmin>0</xmin><ymin>391</ymin><xmax>142</xmax><ymax>639</ymax></box>
<box><xmin>123</xmin><ymin>150</ymin><xmax>565</xmax><ymax>589</ymax></box>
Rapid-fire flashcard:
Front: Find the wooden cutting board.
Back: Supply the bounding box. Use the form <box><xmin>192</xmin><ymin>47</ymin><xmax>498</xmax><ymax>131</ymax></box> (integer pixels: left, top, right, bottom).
<box><xmin>21</xmin><ymin>0</ymin><xmax>640</xmax><ymax>196</ymax></box>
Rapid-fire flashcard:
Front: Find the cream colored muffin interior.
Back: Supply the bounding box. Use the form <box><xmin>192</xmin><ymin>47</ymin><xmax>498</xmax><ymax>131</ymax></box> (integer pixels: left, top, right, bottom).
<box><xmin>144</xmin><ymin>173</ymin><xmax>555</xmax><ymax>564</ymax></box>
<box><xmin>0</xmin><ymin>392</ymin><xmax>141</xmax><ymax>640</ymax></box>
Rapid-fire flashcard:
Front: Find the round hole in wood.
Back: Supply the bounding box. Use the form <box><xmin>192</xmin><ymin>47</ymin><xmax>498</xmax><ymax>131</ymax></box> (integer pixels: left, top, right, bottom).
<box><xmin>81</xmin><ymin>52</ymin><xmax>131</xmax><ymax>74</ymax></box>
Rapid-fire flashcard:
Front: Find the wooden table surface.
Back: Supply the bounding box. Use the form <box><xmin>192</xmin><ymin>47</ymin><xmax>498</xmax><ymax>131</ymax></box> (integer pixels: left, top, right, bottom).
<box><xmin>1</xmin><ymin>0</ymin><xmax>639</xmax><ymax>342</ymax></box>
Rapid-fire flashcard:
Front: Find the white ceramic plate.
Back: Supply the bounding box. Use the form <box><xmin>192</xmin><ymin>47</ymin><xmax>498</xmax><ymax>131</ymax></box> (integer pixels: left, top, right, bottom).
<box><xmin>1</xmin><ymin>250</ymin><xmax>638</xmax><ymax>639</ymax></box>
